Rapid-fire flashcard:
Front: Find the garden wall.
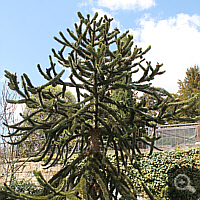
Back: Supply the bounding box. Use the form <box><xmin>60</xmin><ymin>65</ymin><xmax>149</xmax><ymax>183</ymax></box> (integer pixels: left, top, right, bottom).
<box><xmin>0</xmin><ymin>160</ymin><xmax>63</xmax><ymax>186</ymax></box>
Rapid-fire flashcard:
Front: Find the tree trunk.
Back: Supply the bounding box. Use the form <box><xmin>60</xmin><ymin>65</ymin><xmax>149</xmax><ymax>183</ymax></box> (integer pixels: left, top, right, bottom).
<box><xmin>90</xmin><ymin>128</ymin><xmax>100</xmax><ymax>153</ymax></box>
<box><xmin>89</xmin><ymin>128</ymin><xmax>100</xmax><ymax>199</ymax></box>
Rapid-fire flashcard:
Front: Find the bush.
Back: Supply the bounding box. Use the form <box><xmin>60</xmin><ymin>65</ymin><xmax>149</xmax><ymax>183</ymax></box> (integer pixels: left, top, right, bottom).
<box><xmin>0</xmin><ymin>178</ymin><xmax>43</xmax><ymax>199</ymax></box>
<box><xmin>126</xmin><ymin>148</ymin><xmax>200</xmax><ymax>200</ymax></box>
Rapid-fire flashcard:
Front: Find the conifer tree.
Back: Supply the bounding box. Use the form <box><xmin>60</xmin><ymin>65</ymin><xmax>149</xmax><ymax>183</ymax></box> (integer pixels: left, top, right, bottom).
<box><xmin>177</xmin><ymin>65</ymin><xmax>200</xmax><ymax>120</ymax></box>
<box><xmin>1</xmin><ymin>12</ymin><xmax>199</xmax><ymax>200</ymax></box>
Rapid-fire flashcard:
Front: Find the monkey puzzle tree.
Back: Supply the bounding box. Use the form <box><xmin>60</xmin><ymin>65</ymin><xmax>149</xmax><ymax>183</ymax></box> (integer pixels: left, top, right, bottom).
<box><xmin>18</xmin><ymin>85</ymin><xmax>76</xmax><ymax>157</ymax></box>
<box><xmin>1</xmin><ymin>12</ymin><xmax>199</xmax><ymax>200</ymax></box>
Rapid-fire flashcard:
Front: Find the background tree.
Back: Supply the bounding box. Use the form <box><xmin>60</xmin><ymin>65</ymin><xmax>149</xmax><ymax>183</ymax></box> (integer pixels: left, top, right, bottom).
<box><xmin>176</xmin><ymin>65</ymin><xmax>200</xmax><ymax>121</ymax></box>
<box><xmin>1</xmin><ymin>12</ymin><xmax>199</xmax><ymax>200</ymax></box>
<box><xmin>0</xmin><ymin>81</ymin><xmax>22</xmax><ymax>184</ymax></box>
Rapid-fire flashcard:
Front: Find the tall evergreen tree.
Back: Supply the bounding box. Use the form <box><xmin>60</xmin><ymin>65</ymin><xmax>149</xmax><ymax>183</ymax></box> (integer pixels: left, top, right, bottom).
<box><xmin>177</xmin><ymin>65</ymin><xmax>200</xmax><ymax>120</ymax></box>
<box><xmin>1</xmin><ymin>12</ymin><xmax>199</xmax><ymax>200</ymax></box>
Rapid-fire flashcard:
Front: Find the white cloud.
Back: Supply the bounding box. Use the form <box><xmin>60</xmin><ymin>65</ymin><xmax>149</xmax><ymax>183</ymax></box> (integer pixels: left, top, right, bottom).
<box><xmin>78</xmin><ymin>0</ymin><xmax>94</xmax><ymax>7</ymax></box>
<box><xmin>130</xmin><ymin>13</ymin><xmax>200</xmax><ymax>93</ymax></box>
<box><xmin>97</xmin><ymin>0</ymin><xmax>156</xmax><ymax>11</ymax></box>
<box><xmin>92</xmin><ymin>8</ymin><xmax>113</xmax><ymax>20</ymax></box>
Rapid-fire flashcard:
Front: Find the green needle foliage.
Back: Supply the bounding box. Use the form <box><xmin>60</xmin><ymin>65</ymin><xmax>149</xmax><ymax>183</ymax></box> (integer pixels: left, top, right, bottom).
<box><xmin>177</xmin><ymin>65</ymin><xmax>200</xmax><ymax>119</ymax></box>
<box><xmin>1</xmin><ymin>12</ymin><xmax>199</xmax><ymax>200</ymax></box>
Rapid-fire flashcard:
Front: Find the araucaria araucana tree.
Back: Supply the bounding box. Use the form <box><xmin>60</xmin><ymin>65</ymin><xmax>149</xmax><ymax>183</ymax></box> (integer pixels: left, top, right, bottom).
<box><xmin>1</xmin><ymin>12</ymin><xmax>199</xmax><ymax>200</ymax></box>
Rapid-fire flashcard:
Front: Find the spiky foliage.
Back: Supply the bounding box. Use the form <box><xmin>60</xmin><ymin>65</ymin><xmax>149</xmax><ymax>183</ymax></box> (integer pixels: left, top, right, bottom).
<box><xmin>1</xmin><ymin>12</ymin><xmax>199</xmax><ymax>199</ymax></box>
<box><xmin>16</xmin><ymin>85</ymin><xmax>76</xmax><ymax>157</ymax></box>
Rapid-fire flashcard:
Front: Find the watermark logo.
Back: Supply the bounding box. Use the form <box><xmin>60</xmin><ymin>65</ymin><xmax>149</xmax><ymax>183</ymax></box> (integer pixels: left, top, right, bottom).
<box><xmin>174</xmin><ymin>174</ymin><xmax>196</xmax><ymax>193</ymax></box>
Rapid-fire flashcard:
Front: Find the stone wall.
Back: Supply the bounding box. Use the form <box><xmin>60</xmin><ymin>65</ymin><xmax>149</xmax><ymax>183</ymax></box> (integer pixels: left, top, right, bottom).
<box><xmin>0</xmin><ymin>160</ymin><xmax>63</xmax><ymax>186</ymax></box>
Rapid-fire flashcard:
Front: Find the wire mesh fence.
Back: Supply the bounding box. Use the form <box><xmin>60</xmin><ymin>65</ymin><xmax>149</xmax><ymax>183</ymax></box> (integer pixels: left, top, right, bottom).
<box><xmin>136</xmin><ymin>123</ymin><xmax>198</xmax><ymax>150</ymax></box>
<box><xmin>154</xmin><ymin>123</ymin><xmax>198</xmax><ymax>149</ymax></box>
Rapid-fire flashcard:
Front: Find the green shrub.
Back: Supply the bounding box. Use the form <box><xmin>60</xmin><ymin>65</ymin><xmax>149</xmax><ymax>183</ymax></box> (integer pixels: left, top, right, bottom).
<box><xmin>126</xmin><ymin>148</ymin><xmax>200</xmax><ymax>200</ymax></box>
<box><xmin>0</xmin><ymin>178</ymin><xmax>43</xmax><ymax>199</ymax></box>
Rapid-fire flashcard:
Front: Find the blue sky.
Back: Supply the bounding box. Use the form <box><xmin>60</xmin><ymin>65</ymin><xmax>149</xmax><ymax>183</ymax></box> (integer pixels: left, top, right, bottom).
<box><xmin>0</xmin><ymin>0</ymin><xmax>200</xmax><ymax>94</ymax></box>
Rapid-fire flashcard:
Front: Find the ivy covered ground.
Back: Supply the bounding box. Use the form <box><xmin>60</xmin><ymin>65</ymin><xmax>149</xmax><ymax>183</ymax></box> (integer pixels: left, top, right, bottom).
<box><xmin>124</xmin><ymin>147</ymin><xmax>200</xmax><ymax>200</ymax></box>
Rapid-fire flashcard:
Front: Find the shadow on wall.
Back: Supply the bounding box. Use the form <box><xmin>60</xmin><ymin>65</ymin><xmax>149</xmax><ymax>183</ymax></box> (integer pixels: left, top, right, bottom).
<box><xmin>163</xmin><ymin>165</ymin><xmax>200</xmax><ymax>200</ymax></box>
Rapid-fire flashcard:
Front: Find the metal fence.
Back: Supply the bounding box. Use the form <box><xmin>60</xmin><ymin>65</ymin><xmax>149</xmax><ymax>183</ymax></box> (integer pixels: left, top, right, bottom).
<box><xmin>0</xmin><ymin>123</ymin><xmax>199</xmax><ymax>161</ymax></box>
<box><xmin>154</xmin><ymin>123</ymin><xmax>198</xmax><ymax>149</ymax></box>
